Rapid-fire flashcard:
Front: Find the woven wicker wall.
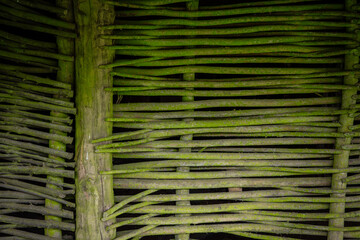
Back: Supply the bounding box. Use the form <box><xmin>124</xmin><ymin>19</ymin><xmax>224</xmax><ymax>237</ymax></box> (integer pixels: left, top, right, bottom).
<box><xmin>1</xmin><ymin>0</ymin><xmax>360</xmax><ymax>240</ymax></box>
<box><xmin>94</xmin><ymin>0</ymin><xmax>360</xmax><ymax>240</ymax></box>
<box><xmin>0</xmin><ymin>0</ymin><xmax>76</xmax><ymax>239</ymax></box>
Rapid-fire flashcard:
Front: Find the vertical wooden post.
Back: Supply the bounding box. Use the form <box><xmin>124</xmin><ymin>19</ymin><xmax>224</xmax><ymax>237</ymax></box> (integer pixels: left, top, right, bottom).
<box><xmin>74</xmin><ymin>0</ymin><xmax>115</xmax><ymax>239</ymax></box>
<box><xmin>176</xmin><ymin>2</ymin><xmax>199</xmax><ymax>240</ymax></box>
<box><xmin>328</xmin><ymin>1</ymin><xmax>359</xmax><ymax>239</ymax></box>
<box><xmin>45</xmin><ymin>0</ymin><xmax>74</xmax><ymax>238</ymax></box>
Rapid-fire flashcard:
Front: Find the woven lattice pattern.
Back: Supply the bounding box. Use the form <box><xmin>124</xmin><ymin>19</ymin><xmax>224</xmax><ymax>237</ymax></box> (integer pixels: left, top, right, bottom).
<box><xmin>0</xmin><ymin>0</ymin><xmax>76</xmax><ymax>239</ymax></box>
<box><xmin>94</xmin><ymin>0</ymin><xmax>360</xmax><ymax>240</ymax></box>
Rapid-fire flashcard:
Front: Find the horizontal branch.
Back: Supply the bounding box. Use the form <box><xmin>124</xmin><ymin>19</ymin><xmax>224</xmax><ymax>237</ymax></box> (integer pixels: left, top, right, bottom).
<box><xmin>114</xmin><ymin>97</ymin><xmax>340</xmax><ymax>111</ymax></box>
